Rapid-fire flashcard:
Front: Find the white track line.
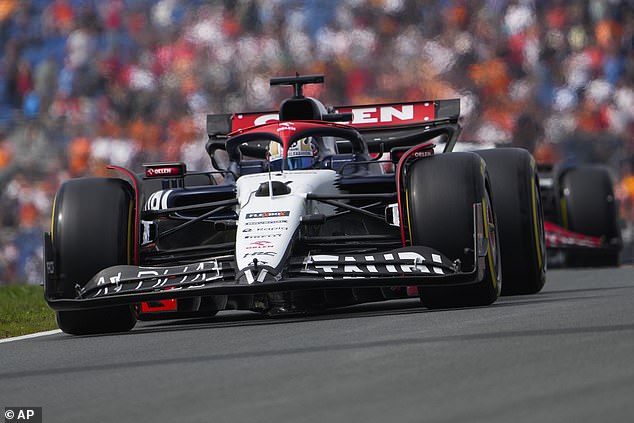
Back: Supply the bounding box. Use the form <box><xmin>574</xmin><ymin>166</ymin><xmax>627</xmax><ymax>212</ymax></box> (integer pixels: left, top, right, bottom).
<box><xmin>0</xmin><ymin>329</ymin><xmax>62</xmax><ymax>344</ymax></box>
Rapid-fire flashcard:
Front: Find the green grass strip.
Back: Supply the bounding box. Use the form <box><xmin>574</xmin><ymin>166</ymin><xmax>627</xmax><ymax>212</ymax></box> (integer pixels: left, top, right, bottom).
<box><xmin>0</xmin><ymin>285</ymin><xmax>57</xmax><ymax>339</ymax></box>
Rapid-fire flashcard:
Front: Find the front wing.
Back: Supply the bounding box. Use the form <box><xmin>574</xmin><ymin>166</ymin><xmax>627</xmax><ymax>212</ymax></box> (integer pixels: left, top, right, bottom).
<box><xmin>544</xmin><ymin>221</ymin><xmax>621</xmax><ymax>252</ymax></box>
<box><xmin>44</xmin><ymin>236</ymin><xmax>486</xmax><ymax>311</ymax></box>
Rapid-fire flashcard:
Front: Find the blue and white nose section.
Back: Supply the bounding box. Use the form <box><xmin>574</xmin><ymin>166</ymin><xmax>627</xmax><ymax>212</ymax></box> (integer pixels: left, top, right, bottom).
<box><xmin>235</xmin><ymin>195</ymin><xmax>303</xmax><ymax>284</ymax></box>
<box><xmin>234</xmin><ymin>169</ymin><xmax>339</xmax><ymax>284</ymax></box>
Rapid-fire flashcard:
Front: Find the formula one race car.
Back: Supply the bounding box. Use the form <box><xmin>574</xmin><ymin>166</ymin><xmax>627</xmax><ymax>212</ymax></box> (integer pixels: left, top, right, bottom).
<box><xmin>538</xmin><ymin>163</ymin><xmax>622</xmax><ymax>267</ymax></box>
<box><xmin>44</xmin><ymin>75</ymin><xmax>546</xmax><ymax>335</ymax></box>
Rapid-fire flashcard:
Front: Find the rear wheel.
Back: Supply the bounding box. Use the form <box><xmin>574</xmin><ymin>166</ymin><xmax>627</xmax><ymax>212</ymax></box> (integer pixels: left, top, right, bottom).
<box><xmin>406</xmin><ymin>153</ymin><xmax>501</xmax><ymax>309</ymax></box>
<box><xmin>477</xmin><ymin>148</ymin><xmax>546</xmax><ymax>295</ymax></box>
<box><xmin>52</xmin><ymin>178</ymin><xmax>137</xmax><ymax>335</ymax></box>
<box><xmin>560</xmin><ymin>165</ymin><xmax>621</xmax><ymax>267</ymax></box>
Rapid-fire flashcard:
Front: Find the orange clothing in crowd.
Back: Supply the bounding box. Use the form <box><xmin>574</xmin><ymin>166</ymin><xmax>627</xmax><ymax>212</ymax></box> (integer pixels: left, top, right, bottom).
<box><xmin>0</xmin><ymin>0</ymin><xmax>17</xmax><ymax>22</ymax></box>
<box><xmin>0</xmin><ymin>143</ymin><xmax>12</xmax><ymax>168</ymax></box>
<box><xmin>468</xmin><ymin>58</ymin><xmax>511</xmax><ymax>99</ymax></box>
<box><xmin>67</xmin><ymin>137</ymin><xmax>91</xmax><ymax>176</ymax></box>
<box><xmin>617</xmin><ymin>174</ymin><xmax>634</xmax><ymax>220</ymax></box>
<box><xmin>49</xmin><ymin>0</ymin><xmax>74</xmax><ymax>33</ymax></box>
<box><xmin>595</xmin><ymin>19</ymin><xmax>623</xmax><ymax>49</ymax></box>
<box><xmin>534</xmin><ymin>143</ymin><xmax>561</xmax><ymax>165</ymax></box>
<box><xmin>19</xmin><ymin>203</ymin><xmax>38</xmax><ymax>228</ymax></box>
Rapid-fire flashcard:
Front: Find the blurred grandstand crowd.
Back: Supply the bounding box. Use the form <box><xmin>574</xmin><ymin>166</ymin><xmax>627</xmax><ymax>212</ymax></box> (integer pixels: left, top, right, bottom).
<box><xmin>0</xmin><ymin>0</ymin><xmax>633</xmax><ymax>284</ymax></box>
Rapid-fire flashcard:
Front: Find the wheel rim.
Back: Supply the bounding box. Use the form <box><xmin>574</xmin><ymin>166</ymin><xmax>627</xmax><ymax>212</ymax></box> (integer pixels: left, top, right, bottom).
<box><xmin>534</xmin><ymin>176</ymin><xmax>547</xmax><ymax>273</ymax></box>
<box><xmin>485</xmin><ymin>188</ymin><xmax>502</xmax><ymax>295</ymax></box>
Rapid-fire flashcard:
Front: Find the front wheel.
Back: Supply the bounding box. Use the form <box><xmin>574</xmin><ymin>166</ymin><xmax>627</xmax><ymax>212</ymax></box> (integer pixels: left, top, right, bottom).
<box><xmin>51</xmin><ymin>178</ymin><xmax>137</xmax><ymax>335</ymax></box>
<box><xmin>560</xmin><ymin>165</ymin><xmax>621</xmax><ymax>267</ymax></box>
<box><xmin>405</xmin><ymin>152</ymin><xmax>501</xmax><ymax>309</ymax></box>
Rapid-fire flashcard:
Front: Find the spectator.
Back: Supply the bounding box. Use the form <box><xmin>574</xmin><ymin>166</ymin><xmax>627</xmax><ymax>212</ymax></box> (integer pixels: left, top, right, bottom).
<box><xmin>0</xmin><ymin>0</ymin><xmax>633</xmax><ymax>283</ymax></box>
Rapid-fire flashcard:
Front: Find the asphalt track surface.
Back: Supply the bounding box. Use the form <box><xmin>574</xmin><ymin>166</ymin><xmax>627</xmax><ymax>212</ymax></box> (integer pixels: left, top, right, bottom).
<box><xmin>2</xmin><ymin>267</ymin><xmax>634</xmax><ymax>423</ymax></box>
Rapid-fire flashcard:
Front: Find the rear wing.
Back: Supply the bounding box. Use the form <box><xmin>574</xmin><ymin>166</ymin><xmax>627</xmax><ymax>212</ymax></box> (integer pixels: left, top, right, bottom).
<box><xmin>338</xmin><ymin>99</ymin><xmax>461</xmax><ymax>153</ymax></box>
<box><xmin>207</xmin><ymin>99</ymin><xmax>461</xmax><ymax>153</ymax></box>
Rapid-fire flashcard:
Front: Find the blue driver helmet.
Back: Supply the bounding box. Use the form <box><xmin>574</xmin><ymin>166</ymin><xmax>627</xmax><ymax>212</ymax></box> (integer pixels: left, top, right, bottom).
<box><xmin>269</xmin><ymin>138</ymin><xmax>318</xmax><ymax>171</ymax></box>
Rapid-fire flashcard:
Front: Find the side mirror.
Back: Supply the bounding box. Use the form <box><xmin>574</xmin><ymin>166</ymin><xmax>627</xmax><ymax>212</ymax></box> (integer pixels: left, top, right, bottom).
<box><xmin>206</xmin><ymin>139</ymin><xmax>229</xmax><ymax>171</ymax></box>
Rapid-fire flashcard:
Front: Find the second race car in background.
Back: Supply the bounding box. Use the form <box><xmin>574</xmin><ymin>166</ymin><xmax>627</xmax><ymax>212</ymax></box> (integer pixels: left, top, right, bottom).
<box><xmin>451</xmin><ymin>140</ymin><xmax>622</xmax><ymax>267</ymax></box>
<box><xmin>538</xmin><ymin>162</ymin><xmax>622</xmax><ymax>267</ymax></box>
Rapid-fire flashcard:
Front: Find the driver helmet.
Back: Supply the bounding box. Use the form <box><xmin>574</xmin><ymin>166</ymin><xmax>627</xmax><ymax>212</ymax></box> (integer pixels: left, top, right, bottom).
<box><xmin>269</xmin><ymin>138</ymin><xmax>318</xmax><ymax>171</ymax></box>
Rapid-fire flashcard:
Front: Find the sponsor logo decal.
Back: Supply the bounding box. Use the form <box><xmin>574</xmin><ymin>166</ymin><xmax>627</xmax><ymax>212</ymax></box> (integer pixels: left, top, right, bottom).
<box><xmin>145</xmin><ymin>190</ymin><xmax>173</xmax><ymax>211</ymax></box>
<box><xmin>412</xmin><ymin>150</ymin><xmax>433</xmax><ymax>158</ymax></box>
<box><xmin>246</xmin><ymin>240</ymin><xmax>274</xmax><ymax>249</ymax></box>
<box><xmin>348</xmin><ymin>105</ymin><xmax>415</xmax><ymax>125</ymax></box>
<box><xmin>251</xmin><ymin>113</ymin><xmax>279</xmax><ymax>126</ymax></box>
<box><xmin>246</xmin><ymin>211</ymin><xmax>290</xmax><ymax>219</ymax></box>
<box><xmin>84</xmin><ymin>260</ymin><xmax>223</xmax><ymax>298</ymax></box>
<box><xmin>276</xmin><ymin>122</ymin><xmax>297</xmax><ymax>133</ymax></box>
<box><xmin>245</xmin><ymin>219</ymin><xmax>289</xmax><ymax>225</ymax></box>
<box><xmin>232</xmin><ymin>102</ymin><xmax>435</xmax><ymax>130</ymax></box>
<box><xmin>243</xmin><ymin>226</ymin><xmax>288</xmax><ymax>232</ymax></box>
<box><xmin>244</xmin><ymin>233</ymin><xmax>283</xmax><ymax>239</ymax></box>
<box><xmin>243</xmin><ymin>251</ymin><xmax>277</xmax><ymax>258</ymax></box>
<box><xmin>300</xmin><ymin>252</ymin><xmax>447</xmax><ymax>278</ymax></box>
<box><xmin>336</xmin><ymin>103</ymin><xmax>434</xmax><ymax>127</ymax></box>
<box><xmin>148</xmin><ymin>167</ymin><xmax>173</xmax><ymax>176</ymax></box>
<box><xmin>145</xmin><ymin>164</ymin><xmax>185</xmax><ymax>177</ymax></box>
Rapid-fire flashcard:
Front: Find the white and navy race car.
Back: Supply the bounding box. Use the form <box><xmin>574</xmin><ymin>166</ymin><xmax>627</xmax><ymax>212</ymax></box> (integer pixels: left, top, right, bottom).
<box><xmin>44</xmin><ymin>75</ymin><xmax>546</xmax><ymax>335</ymax></box>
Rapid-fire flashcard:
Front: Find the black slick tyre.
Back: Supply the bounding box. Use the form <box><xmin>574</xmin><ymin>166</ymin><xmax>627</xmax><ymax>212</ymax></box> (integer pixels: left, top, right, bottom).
<box><xmin>406</xmin><ymin>152</ymin><xmax>501</xmax><ymax>309</ymax></box>
<box><xmin>52</xmin><ymin>178</ymin><xmax>137</xmax><ymax>335</ymax></box>
<box><xmin>560</xmin><ymin>165</ymin><xmax>621</xmax><ymax>267</ymax></box>
<box><xmin>477</xmin><ymin>148</ymin><xmax>546</xmax><ymax>295</ymax></box>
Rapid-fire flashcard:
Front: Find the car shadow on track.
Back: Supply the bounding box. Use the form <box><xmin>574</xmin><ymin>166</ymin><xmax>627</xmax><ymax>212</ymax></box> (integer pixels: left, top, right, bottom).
<box><xmin>138</xmin><ymin>299</ymin><xmax>426</xmax><ymax>331</ymax></box>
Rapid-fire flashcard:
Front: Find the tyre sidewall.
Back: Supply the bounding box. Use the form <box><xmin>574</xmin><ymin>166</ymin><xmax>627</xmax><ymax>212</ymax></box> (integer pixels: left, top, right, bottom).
<box><xmin>478</xmin><ymin>148</ymin><xmax>546</xmax><ymax>295</ymax></box>
<box><xmin>406</xmin><ymin>153</ymin><xmax>500</xmax><ymax>308</ymax></box>
<box><xmin>52</xmin><ymin>177</ymin><xmax>136</xmax><ymax>334</ymax></box>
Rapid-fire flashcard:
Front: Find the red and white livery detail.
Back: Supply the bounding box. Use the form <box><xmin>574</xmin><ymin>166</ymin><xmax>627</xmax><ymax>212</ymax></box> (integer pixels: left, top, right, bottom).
<box><xmin>544</xmin><ymin>221</ymin><xmax>603</xmax><ymax>249</ymax></box>
<box><xmin>231</xmin><ymin>101</ymin><xmax>437</xmax><ymax>132</ymax></box>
